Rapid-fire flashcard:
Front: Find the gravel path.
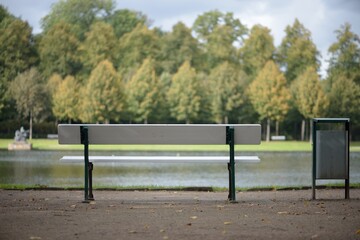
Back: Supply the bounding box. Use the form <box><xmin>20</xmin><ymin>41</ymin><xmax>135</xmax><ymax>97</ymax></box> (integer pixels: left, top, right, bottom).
<box><xmin>0</xmin><ymin>189</ymin><xmax>359</xmax><ymax>240</ymax></box>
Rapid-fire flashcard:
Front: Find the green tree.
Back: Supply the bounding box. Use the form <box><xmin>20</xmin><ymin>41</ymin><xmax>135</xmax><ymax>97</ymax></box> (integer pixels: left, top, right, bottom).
<box><xmin>116</xmin><ymin>24</ymin><xmax>160</xmax><ymax>71</ymax></box>
<box><xmin>154</xmin><ymin>72</ymin><xmax>172</xmax><ymax>122</ymax></box>
<box><xmin>209</xmin><ymin>62</ymin><xmax>245</xmax><ymax>123</ymax></box>
<box><xmin>47</xmin><ymin>73</ymin><xmax>63</xmax><ymax>97</ymax></box>
<box><xmin>248</xmin><ymin>61</ymin><xmax>291</xmax><ymax>141</ymax></box>
<box><xmin>126</xmin><ymin>58</ymin><xmax>158</xmax><ymax>123</ymax></box>
<box><xmin>205</xmin><ymin>25</ymin><xmax>238</xmax><ymax>69</ymax></box>
<box><xmin>327</xmin><ymin>23</ymin><xmax>360</xmax><ymax>86</ymax></box>
<box><xmin>81</xmin><ymin>60</ymin><xmax>125</xmax><ymax>123</ymax></box>
<box><xmin>8</xmin><ymin>68</ymin><xmax>49</xmax><ymax>140</ymax></box>
<box><xmin>106</xmin><ymin>9</ymin><xmax>150</xmax><ymax>39</ymax></box>
<box><xmin>0</xmin><ymin>14</ymin><xmax>37</xmax><ymax>113</ymax></box>
<box><xmin>52</xmin><ymin>75</ymin><xmax>79</xmax><ymax>122</ymax></box>
<box><xmin>0</xmin><ymin>5</ymin><xmax>12</xmax><ymax>22</ymax></box>
<box><xmin>240</xmin><ymin>24</ymin><xmax>275</xmax><ymax>80</ymax></box>
<box><xmin>79</xmin><ymin>21</ymin><xmax>117</xmax><ymax>73</ymax></box>
<box><xmin>327</xmin><ymin>75</ymin><xmax>360</xmax><ymax>124</ymax></box>
<box><xmin>277</xmin><ymin>19</ymin><xmax>320</xmax><ymax>83</ymax></box>
<box><xmin>192</xmin><ymin>10</ymin><xmax>247</xmax><ymax>44</ymax></box>
<box><xmin>192</xmin><ymin>10</ymin><xmax>247</xmax><ymax>71</ymax></box>
<box><xmin>160</xmin><ymin>22</ymin><xmax>200</xmax><ymax>74</ymax></box>
<box><xmin>167</xmin><ymin>61</ymin><xmax>201</xmax><ymax>123</ymax></box>
<box><xmin>41</xmin><ymin>0</ymin><xmax>114</xmax><ymax>40</ymax></box>
<box><xmin>292</xmin><ymin>66</ymin><xmax>328</xmax><ymax>140</ymax></box>
<box><xmin>39</xmin><ymin>21</ymin><xmax>81</xmax><ymax>78</ymax></box>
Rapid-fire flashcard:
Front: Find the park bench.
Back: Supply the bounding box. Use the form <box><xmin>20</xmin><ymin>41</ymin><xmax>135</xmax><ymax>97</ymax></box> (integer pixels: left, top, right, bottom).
<box><xmin>58</xmin><ymin>124</ymin><xmax>261</xmax><ymax>202</ymax></box>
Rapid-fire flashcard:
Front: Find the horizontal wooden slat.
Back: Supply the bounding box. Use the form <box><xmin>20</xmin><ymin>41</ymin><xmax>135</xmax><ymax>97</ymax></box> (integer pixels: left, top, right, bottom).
<box><xmin>60</xmin><ymin>155</ymin><xmax>260</xmax><ymax>163</ymax></box>
<box><xmin>58</xmin><ymin>124</ymin><xmax>261</xmax><ymax>145</ymax></box>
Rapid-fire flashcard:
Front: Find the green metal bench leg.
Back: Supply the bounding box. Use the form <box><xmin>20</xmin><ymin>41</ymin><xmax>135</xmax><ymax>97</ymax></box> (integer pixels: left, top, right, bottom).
<box><xmin>81</xmin><ymin>126</ymin><xmax>90</xmax><ymax>203</ymax></box>
<box><xmin>88</xmin><ymin>162</ymin><xmax>94</xmax><ymax>200</ymax></box>
<box><xmin>226</xmin><ymin>126</ymin><xmax>236</xmax><ymax>202</ymax></box>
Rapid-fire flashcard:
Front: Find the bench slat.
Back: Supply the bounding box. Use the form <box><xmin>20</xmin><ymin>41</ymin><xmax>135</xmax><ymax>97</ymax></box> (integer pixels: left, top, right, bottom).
<box><xmin>58</xmin><ymin>124</ymin><xmax>261</xmax><ymax>145</ymax></box>
<box><xmin>60</xmin><ymin>155</ymin><xmax>260</xmax><ymax>163</ymax></box>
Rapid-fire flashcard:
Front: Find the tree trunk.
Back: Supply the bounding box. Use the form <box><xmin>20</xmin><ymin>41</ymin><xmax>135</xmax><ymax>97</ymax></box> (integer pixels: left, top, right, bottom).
<box><xmin>301</xmin><ymin>119</ymin><xmax>305</xmax><ymax>141</ymax></box>
<box><xmin>266</xmin><ymin>118</ymin><xmax>270</xmax><ymax>142</ymax></box>
<box><xmin>275</xmin><ymin>121</ymin><xmax>279</xmax><ymax>136</ymax></box>
<box><xmin>29</xmin><ymin>111</ymin><xmax>33</xmax><ymax>141</ymax></box>
<box><xmin>224</xmin><ymin>116</ymin><xmax>229</xmax><ymax>124</ymax></box>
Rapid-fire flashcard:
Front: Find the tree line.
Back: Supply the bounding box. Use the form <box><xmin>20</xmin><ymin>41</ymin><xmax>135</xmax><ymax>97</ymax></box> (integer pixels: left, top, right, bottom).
<box><xmin>0</xmin><ymin>0</ymin><xmax>359</xmax><ymax>141</ymax></box>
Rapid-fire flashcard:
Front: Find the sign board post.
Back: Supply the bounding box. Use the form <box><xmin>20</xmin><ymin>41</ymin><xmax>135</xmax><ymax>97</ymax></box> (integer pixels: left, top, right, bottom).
<box><xmin>312</xmin><ymin>118</ymin><xmax>350</xmax><ymax>200</ymax></box>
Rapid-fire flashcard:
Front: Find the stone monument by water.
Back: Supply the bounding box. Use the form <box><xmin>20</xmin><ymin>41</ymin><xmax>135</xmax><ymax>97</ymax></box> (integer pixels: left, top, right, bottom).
<box><xmin>8</xmin><ymin>126</ymin><xmax>32</xmax><ymax>150</ymax></box>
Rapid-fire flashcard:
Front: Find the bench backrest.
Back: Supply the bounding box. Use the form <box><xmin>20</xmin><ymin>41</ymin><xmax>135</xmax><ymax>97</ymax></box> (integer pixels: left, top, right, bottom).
<box><xmin>58</xmin><ymin>124</ymin><xmax>261</xmax><ymax>145</ymax></box>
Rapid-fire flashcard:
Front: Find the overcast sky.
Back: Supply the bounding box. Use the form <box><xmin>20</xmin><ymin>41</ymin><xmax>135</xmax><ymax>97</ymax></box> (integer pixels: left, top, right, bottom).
<box><xmin>1</xmin><ymin>0</ymin><xmax>360</xmax><ymax>76</ymax></box>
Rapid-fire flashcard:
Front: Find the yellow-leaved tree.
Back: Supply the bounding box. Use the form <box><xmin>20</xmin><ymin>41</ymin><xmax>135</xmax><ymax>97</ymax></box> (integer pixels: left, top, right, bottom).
<box><xmin>291</xmin><ymin>66</ymin><xmax>328</xmax><ymax>141</ymax></box>
<box><xmin>52</xmin><ymin>75</ymin><xmax>79</xmax><ymax>123</ymax></box>
<box><xmin>248</xmin><ymin>60</ymin><xmax>291</xmax><ymax>141</ymax></box>
<box><xmin>80</xmin><ymin>60</ymin><xmax>125</xmax><ymax>123</ymax></box>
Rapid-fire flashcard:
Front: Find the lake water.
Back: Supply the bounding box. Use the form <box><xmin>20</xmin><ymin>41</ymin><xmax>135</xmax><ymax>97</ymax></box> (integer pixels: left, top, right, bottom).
<box><xmin>0</xmin><ymin>150</ymin><xmax>359</xmax><ymax>188</ymax></box>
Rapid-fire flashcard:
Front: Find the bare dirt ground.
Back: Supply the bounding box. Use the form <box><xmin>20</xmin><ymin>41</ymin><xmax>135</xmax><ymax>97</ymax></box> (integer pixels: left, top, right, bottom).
<box><xmin>0</xmin><ymin>189</ymin><xmax>359</xmax><ymax>240</ymax></box>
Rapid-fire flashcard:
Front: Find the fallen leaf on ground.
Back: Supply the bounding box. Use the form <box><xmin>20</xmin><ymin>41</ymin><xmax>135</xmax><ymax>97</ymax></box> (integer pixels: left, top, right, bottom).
<box><xmin>277</xmin><ymin>211</ymin><xmax>288</xmax><ymax>215</ymax></box>
<box><xmin>224</xmin><ymin>222</ymin><xmax>232</xmax><ymax>225</ymax></box>
<box><xmin>190</xmin><ymin>216</ymin><xmax>198</xmax><ymax>219</ymax></box>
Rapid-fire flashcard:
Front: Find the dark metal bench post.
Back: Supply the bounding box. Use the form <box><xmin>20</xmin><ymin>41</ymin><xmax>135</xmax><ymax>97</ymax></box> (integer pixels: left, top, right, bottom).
<box><xmin>88</xmin><ymin>162</ymin><xmax>94</xmax><ymax>200</ymax></box>
<box><xmin>80</xmin><ymin>126</ymin><xmax>91</xmax><ymax>202</ymax></box>
<box><xmin>345</xmin><ymin>120</ymin><xmax>350</xmax><ymax>199</ymax></box>
<box><xmin>226</xmin><ymin>126</ymin><xmax>236</xmax><ymax>202</ymax></box>
<box><xmin>312</xmin><ymin>121</ymin><xmax>317</xmax><ymax>200</ymax></box>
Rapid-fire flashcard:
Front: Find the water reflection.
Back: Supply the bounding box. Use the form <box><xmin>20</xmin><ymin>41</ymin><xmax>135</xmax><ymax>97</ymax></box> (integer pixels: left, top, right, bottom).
<box><xmin>0</xmin><ymin>151</ymin><xmax>359</xmax><ymax>188</ymax></box>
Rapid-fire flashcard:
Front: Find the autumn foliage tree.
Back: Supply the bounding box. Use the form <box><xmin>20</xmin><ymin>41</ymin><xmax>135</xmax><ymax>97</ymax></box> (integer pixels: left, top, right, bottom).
<box><xmin>167</xmin><ymin>61</ymin><xmax>201</xmax><ymax>123</ymax></box>
<box><xmin>248</xmin><ymin>61</ymin><xmax>291</xmax><ymax>141</ymax></box>
<box><xmin>209</xmin><ymin>62</ymin><xmax>245</xmax><ymax>123</ymax></box>
<box><xmin>0</xmin><ymin>11</ymin><xmax>37</xmax><ymax>113</ymax></box>
<box><xmin>240</xmin><ymin>24</ymin><xmax>275</xmax><ymax>80</ymax></box>
<box><xmin>8</xmin><ymin>68</ymin><xmax>48</xmax><ymax>139</ymax></box>
<box><xmin>291</xmin><ymin>66</ymin><xmax>328</xmax><ymax>140</ymax></box>
<box><xmin>80</xmin><ymin>60</ymin><xmax>125</xmax><ymax>123</ymax></box>
<box><xmin>126</xmin><ymin>58</ymin><xmax>158</xmax><ymax>123</ymax></box>
<box><xmin>52</xmin><ymin>75</ymin><xmax>79</xmax><ymax>122</ymax></box>
<box><xmin>39</xmin><ymin>21</ymin><xmax>80</xmax><ymax>78</ymax></box>
<box><xmin>277</xmin><ymin>19</ymin><xmax>320</xmax><ymax>83</ymax></box>
<box><xmin>3</xmin><ymin>2</ymin><xmax>360</xmax><ymax>140</ymax></box>
<box><xmin>79</xmin><ymin>21</ymin><xmax>117</xmax><ymax>73</ymax></box>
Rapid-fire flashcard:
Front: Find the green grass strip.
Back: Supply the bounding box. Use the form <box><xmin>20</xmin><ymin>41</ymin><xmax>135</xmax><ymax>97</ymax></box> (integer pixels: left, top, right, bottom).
<box><xmin>1</xmin><ymin>139</ymin><xmax>360</xmax><ymax>152</ymax></box>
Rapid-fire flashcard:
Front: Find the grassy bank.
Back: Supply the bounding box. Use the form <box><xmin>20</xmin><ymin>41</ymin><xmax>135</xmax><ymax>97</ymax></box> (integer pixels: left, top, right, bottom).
<box><xmin>1</xmin><ymin>139</ymin><xmax>360</xmax><ymax>152</ymax></box>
